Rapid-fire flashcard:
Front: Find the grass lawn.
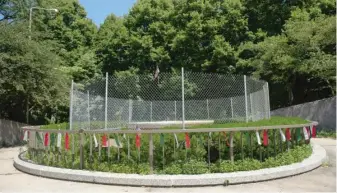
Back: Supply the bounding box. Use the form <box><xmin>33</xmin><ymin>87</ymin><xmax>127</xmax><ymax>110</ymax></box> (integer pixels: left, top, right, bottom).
<box><xmin>41</xmin><ymin>116</ymin><xmax>310</xmax><ymax>130</ymax></box>
<box><xmin>161</xmin><ymin>116</ymin><xmax>310</xmax><ymax>129</ymax></box>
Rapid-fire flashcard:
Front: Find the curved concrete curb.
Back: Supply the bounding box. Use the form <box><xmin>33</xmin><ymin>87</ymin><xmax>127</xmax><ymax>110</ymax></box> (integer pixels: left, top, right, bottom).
<box><xmin>14</xmin><ymin>144</ymin><xmax>326</xmax><ymax>187</ymax></box>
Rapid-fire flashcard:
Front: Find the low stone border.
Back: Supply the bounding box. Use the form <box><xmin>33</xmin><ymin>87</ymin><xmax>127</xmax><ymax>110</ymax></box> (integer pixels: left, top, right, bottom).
<box><xmin>14</xmin><ymin>144</ymin><xmax>326</xmax><ymax>187</ymax></box>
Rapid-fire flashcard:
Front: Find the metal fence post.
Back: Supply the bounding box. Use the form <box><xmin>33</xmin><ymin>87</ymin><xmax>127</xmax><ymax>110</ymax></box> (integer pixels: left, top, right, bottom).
<box><xmin>230</xmin><ymin>97</ymin><xmax>234</xmax><ymax>118</ymax></box>
<box><xmin>87</xmin><ymin>91</ymin><xmax>90</xmax><ymax>130</ymax></box>
<box><xmin>149</xmin><ymin>133</ymin><xmax>154</xmax><ymax>174</ymax></box>
<box><xmin>174</xmin><ymin>101</ymin><xmax>177</xmax><ymax>121</ymax></box>
<box><xmin>244</xmin><ymin>75</ymin><xmax>248</xmax><ymax>123</ymax></box>
<box><xmin>230</xmin><ymin>131</ymin><xmax>234</xmax><ymax>163</ymax></box>
<box><xmin>266</xmin><ymin>82</ymin><xmax>271</xmax><ymax>119</ymax></box>
<box><xmin>250</xmin><ymin>93</ymin><xmax>253</xmax><ymax>121</ymax></box>
<box><xmin>206</xmin><ymin>99</ymin><xmax>210</xmax><ymax>119</ymax></box>
<box><xmin>128</xmin><ymin>99</ymin><xmax>132</xmax><ymax>123</ymax></box>
<box><xmin>105</xmin><ymin>72</ymin><xmax>108</xmax><ymax>130</ymax></box>
<box><xmin>181</xmin><ymin>67</ymin><xmax>185</xmax><ymax>129</ymax></box>
<box><xmin>150</xmin><ymin>102</ymin><xmax>153</xmax><ymax>122</ymax></box>
<box><xmin>79</xmin><ymin>130</ymin><xmax>84</xmax><ymax>169</ymax></box>
<box><xmin>69</xmin><ymin>80</ymin><xmax>74</xmax><ymax>130</ymax></box>
<box><xmin>263</xmin><ymin>83</ymin><xmax>268</xmax><ymax>119</ymax></box>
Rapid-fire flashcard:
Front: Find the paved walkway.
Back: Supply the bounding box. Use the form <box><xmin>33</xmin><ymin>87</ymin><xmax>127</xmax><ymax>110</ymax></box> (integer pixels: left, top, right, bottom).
<box><xmin>0</xmin><ymin>138</ymin><xmax>335</xmax><ymax>192</ymax></box>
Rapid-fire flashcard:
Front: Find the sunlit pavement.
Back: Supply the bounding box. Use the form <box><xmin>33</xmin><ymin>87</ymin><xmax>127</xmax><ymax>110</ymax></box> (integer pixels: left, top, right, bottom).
<box><xmin>0</xmin><ymin>138</ymin><xmax>335</xmax><ymax>192</ymax></box>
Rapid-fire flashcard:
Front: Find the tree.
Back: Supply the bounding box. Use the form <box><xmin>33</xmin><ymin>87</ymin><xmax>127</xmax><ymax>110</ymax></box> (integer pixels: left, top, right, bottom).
<box><xmin>0</xmin><ymin>22</ymin><xmax>69</xmax><ymax>124</ymax></box>
<box><xmin>31</xmin><ymin>0</ymin><xmax>100</xmax><ymax>82</ymax></box>
<box><xmin>237</xmin><ymin>9</ymin><xmax>336</xmax><ymax>108</ymax></box>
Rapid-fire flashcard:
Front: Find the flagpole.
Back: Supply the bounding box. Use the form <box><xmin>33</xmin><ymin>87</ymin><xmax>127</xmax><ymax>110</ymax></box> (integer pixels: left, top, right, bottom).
<box><xmin>181</xmin><ymin>67</ymin><xmax>185</xmax><ymax>130</ymax></box>
<box><xmin>105</xmin><ymin>73</ymin><xmax>108</xmax><ymax>130</ymax></box>
<box><xmin>69</xmin><ymin>80</ymin><xmax>74</xmax><ymax>130</ymax></box>
<box><xmin>244</xmin><ymin>75</ymin><xmax>248</xmax><ymax>123</ymax></box>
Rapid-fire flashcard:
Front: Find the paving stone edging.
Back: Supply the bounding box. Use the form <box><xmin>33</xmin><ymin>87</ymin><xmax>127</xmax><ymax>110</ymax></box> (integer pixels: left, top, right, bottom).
<box><xmin>13</xmin><ymin>144</ymin><xmax>326</xmax><ymax>187</ymax></box>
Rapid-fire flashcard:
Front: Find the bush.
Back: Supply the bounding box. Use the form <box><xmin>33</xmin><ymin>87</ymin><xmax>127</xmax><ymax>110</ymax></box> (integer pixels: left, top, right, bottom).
<box><xmin>163</xmin><ymin>162</ymin><xmax>183</xmax><ymax>174</ymax></box>
<box><xmin>181</xmin><ymin>159</ymin><xmax>209</xmax><ymax>174</ymax></box>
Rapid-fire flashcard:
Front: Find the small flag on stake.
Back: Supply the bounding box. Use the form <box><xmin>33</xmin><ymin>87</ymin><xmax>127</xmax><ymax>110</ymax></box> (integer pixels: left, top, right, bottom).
<box><xmin>36</xmin><ymin>131</ymin><xmax>43</xmax><ymax>145</ymax></box>
<box><xmin>50</xmin><ymin>133</ymin><xmax>56</xmax><ymax>146</ymax></box>
<box><xmin>102</xmin><ymin>134</ymin><xmax>107</xmax><ymax>147</ymax></box>
<box><xmin>44</xmin><ymin>132</ymin><xmax>49</xmax><ymax>147</ymax></box>
<box><xmin>136</xmin><ymin>134</ymin><xmax>141</xmax><ymax>149</ymax></box>
<box><xmin>65</xmin><ymin>132</ymin><xmax>70</xmax><ymax>150</ymax></box>
<box><xmin>57</xmin><ymin>132</ymin><xmax>62</xmax><ymax>148</ymax></box>
<box><xmin>279</xmin><ymin>129</ymin><xmax>286</xmax><ymax>142</ymax></box>
<box><xmin>160</xmin><ymin>133</ymin><xmax>165</xmax><ymax>146</ymax></box>
<box><xmin>255</xmin><ymin>131</ymin><xmax>261</xmax><ymax>145</ymax></box>
<box><xmin>173</xmin><ymin>133</ymin><xmax>179</xmax><ymax>147</ymax></box>
<box><xmin>263</xmin><ymin>130</ymin><xmax>268</xmax><ymax>146</ymax></box>
<box><xmin>306</xmin><ymin>127</ymin><xmax>311</xmax><ymax>138</ymax></box>
<box><xmin>303</xmin><ymin>127</ymin><xmax>309</xmax><ymax>140</ymax></box>
<box><xmin>23</xmin><ymin>130</ymin><xmax>28</xmax><ymax>141</ymax></box>
<box><xmin>114</xmin><ymin>134</ymin><xmax>120</xmax><ymax>147</ymax></box>
<box><xmin>285</xmin><ymin>128</ymin><xmax>291</xmax><ymax>141</ymax></box>
<box><xmin>311</xmin><ymin>125</ymin><xmax>317</xmax><ymax>138</ymax></box>
<box><xmin>93</xmin><ymin>134</ymin><xmax>98</xmax><ymax>147</ymax></box>
<box><xmin>185</xmin><ymin>133</ymin><xmax>190</xmax><ymax>148</ymax></box>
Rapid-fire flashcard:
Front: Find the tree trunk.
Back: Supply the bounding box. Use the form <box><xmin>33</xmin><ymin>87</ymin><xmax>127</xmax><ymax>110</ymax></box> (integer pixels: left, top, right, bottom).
<box><xmin>26</xmin><ymin>96</ymin><xmax>29</xmax><ymax>124</ymax></box>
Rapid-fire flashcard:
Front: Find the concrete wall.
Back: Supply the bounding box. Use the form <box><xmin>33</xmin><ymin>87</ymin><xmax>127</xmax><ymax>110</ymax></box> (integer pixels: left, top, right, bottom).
<box><xmin>0</xmin><ymin>119</ymin><xmax>27</xmax><ymax>147</ymax></box>
<box><xmin>271</xmin><ymin>97</ymin><xmax>336</xmax><ymax>131</ymax></box>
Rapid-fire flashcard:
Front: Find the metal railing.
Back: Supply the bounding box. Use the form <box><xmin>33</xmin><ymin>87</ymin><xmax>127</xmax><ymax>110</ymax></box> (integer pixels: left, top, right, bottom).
<box><xmin>22</xmin><ymin>121</ymin><xmax>317</xmax><ymax>174</ymax></box>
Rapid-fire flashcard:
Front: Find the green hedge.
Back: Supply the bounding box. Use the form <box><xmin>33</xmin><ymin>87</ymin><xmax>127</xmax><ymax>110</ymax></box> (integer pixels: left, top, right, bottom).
<box><xmin>26</xmin><ymin>144</ymin><xmax>311</xmax><ymax>174</ymax></box>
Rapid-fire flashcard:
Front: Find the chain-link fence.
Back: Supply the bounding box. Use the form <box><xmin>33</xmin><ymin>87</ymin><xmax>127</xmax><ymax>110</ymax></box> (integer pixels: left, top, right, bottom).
<box><xmin>70</xmin><ymin>69</ymin><xmax>270</xmax><ymax>130</ymax></box>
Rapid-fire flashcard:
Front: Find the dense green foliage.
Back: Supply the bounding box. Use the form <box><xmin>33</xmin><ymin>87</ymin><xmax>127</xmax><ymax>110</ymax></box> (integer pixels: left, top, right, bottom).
<box><xmin>1</xmin><ymin>0</ymin><xmax>335</xmax><ymax>124</ymax></box>
<box><xmin>317</xmin><ymin>130</ymin><xmax>336</xmax><ymax>139</ymax></box>
<box><xmin>26</xmin><ymin>138</ymin><xmax>312</xmax><ymax>174</ymax></box>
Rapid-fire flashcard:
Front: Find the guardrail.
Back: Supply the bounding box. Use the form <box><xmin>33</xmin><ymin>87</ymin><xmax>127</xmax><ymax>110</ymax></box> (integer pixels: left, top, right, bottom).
<box><xmin>21</xmin><ymin>121</ymin><xmax>318</xmax><ymax>174</ymax></box>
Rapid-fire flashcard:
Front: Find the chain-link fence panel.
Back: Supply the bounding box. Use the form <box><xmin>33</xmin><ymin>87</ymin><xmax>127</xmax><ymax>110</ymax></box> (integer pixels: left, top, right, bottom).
<box><xmin>70</xmin><ymin>70</ymin><xmax>270</xmax><ymax>130</ymax></box>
